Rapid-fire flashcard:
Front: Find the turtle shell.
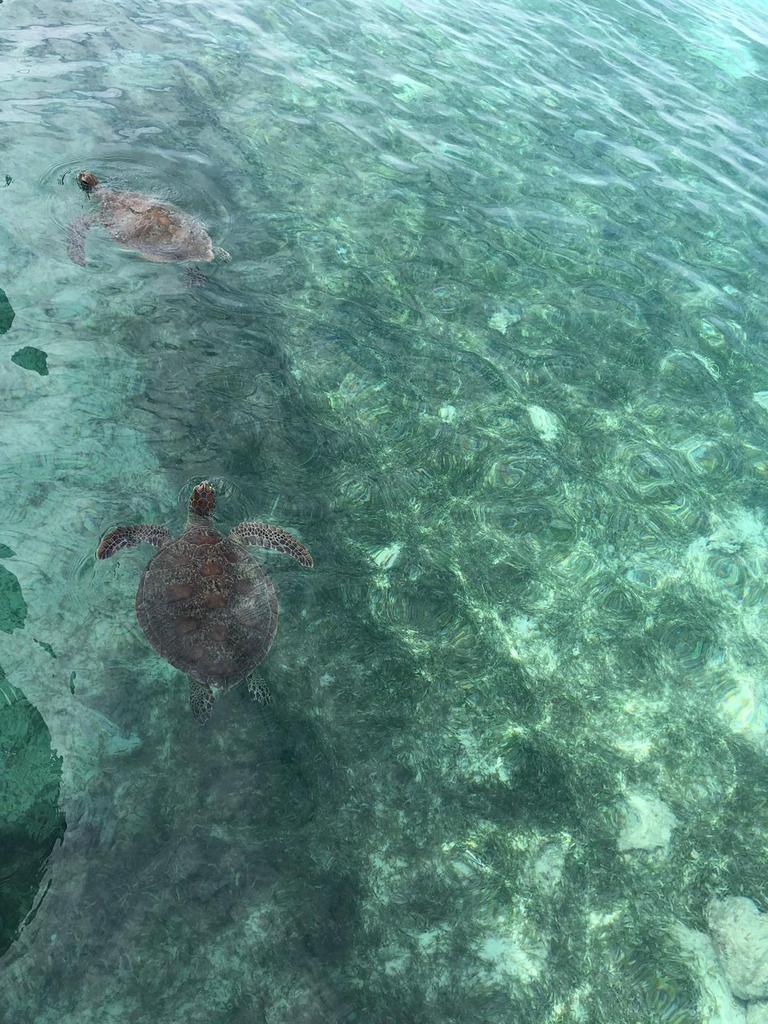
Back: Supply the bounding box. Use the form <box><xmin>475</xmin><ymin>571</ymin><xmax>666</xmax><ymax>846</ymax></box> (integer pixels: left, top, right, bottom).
<box><xmin>136</xmin><ymin>527</ymin><xmax>278</xmax><ymax>689</ymax></box>
<box><xmin>97</xmin><ymin>189</ymin><xmax>214</xmax><ymax>263</ymax></box>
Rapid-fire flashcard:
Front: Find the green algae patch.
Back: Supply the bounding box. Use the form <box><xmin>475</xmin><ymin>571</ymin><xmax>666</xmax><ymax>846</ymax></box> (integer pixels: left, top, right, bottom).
<box><xmin>0</xmin><ymin>670</ymin><xmax>65</xmax><ymax>957</ymax></box>
<box><xmin>0</xmin><ymin>565</ymin><xmax>27</xmax><ymax>633</ymax></box>
<box><xmin>0</xmin><ymin>289</ymin><xmax>13</xmax><ymax>334</ymax></box>
<box><xmin>11</xmin><ymin>347</ymin><xmax>48</xmax><ymax>376</ymax></box>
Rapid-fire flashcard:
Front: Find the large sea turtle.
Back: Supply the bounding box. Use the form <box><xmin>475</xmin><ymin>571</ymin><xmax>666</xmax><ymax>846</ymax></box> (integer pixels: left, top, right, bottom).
<box><xmin>96</xmin><ymin>482</ymin><xmax>313</xmax><ymax>723</ymax></box>
<box><xmin>67</xmin><ymin>171</ymin><xmax>230</xmax><ymax>271</ymax></box>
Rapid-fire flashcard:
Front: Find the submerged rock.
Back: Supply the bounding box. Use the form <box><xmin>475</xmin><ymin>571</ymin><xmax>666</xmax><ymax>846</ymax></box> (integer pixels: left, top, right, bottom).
<box><xmin>11</xmin><ymin>347</ymin><xmax>48</xmax><ymax>376</ymax></box>
<box><xmin>0</xmin><ymin>564</ymin><xmax>27</xmax><ymax>633</ymax></box>
<box><xmin>747</xmin><ymin>1004</ymin><xmax>768</xmax><ymax>1024</ymax></box>
<box><xmin>672</xmin><ymin>922</ymin><xmax>746</xmax><ymax>1024</ymax></box>
<box><xmin>371</xmin><ymin>542</ymin><xmax>402</xmax><ymax>569</ymax></box>
<box><xmin>617</xmin><ymin>791</ymin><xmax>676</xmax><ymax>854</ymax></box>
<box><xmin>0</xmin><ymin>288</ymin><xmax>13</xmax><ymax>334</ymax></box>
<box><xmin>528</xmin><ymin>405</ymin><xmax>559</xmax><ymax>442</ymax></box>
<box><xmin>707</xmin><ymin>897</ymin><xmax>768</xmax><ymax>1001</ymax></box>
<box><xmin>0</xmin><ymin>670</ymin><xmax>65</xmax><ymax>957</ymax></box>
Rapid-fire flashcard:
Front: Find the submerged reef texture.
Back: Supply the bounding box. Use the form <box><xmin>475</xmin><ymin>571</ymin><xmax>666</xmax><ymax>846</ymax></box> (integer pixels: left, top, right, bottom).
<box><xmin>2</xmin><ymin>0</ymin><xmax>768</xmax><ymax>1021</ymax></box>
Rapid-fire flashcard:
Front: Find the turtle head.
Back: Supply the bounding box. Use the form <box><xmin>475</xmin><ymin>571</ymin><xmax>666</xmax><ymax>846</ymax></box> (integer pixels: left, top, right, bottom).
<box><xmin>76</xmin><ymin>171</ymin><xmax>100</xmax><ymax>194</ymax></box>
<box><xmin>190</xmin><ymin>481</ymin><xmax>215</xmax><ymax>518</ymax></box>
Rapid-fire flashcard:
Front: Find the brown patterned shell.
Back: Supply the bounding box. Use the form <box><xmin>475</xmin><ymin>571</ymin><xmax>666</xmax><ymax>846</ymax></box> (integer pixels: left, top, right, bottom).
<box><xmin>135</xmin><ymin>526</ymin><xmax>278</xmax><ymax>689</ymax></box>
<box><xmin>97</xmin><ymin>189</ymin><xmax>215</xmax><ymax>262</ymax></box>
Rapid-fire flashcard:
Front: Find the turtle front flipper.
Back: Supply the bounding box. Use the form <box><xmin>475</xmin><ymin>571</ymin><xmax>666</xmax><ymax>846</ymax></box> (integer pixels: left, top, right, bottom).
<box><xmin>67</xmin><ymin>213</ymin><xmax>95</xmax><ymax>266</ymax></box>
<box><xmin>189</xmin><ymin>680</ymin><xmax>214</xmax><ymax>724</ymax></box>
<box><xmin>229</xmin><ymin>522</ymin><xmax>313</xmax><ymax>568</ymax></box>
<box><xmin>96</xmin><ymin>525</ymin><xmax>172</xmax><ymax>560</ymax></box>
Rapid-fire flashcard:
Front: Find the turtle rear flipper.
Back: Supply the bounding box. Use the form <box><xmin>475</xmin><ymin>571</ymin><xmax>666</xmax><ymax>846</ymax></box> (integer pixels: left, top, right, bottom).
<box><xmin>247</xmin><ymin>674</ymin><xmax>272</xmax><ymax>706</ymax></box>
<box><xmin>67</xmin><ymin>213</ymin><xmax>95</xmax><ymax>266</ymax></box>
<box><xmin>229</xmin><ymin>522</ymin><xmax>313</xmax><ymax>568</ymax></box>
<box><xmin>185</xmin><ymin>266</ymin><xmax>208</xmax><ymax>288</ymax></box>
<box><xmin>97</xmin><ymin>525</ymin><xmax>172</xmax><ymax>560</ymax></box>
<box><xmin>190</xmin><ymin>680</ymin><xmax>214</xmax><ymax>724</ymax></box>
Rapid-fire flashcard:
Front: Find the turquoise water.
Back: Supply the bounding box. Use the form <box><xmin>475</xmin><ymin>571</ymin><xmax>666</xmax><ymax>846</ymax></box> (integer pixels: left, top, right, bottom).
<box><xmin>2</xmin><ymin>0</ymin><xmax>768</xmax><ymax>1019</ymax></box>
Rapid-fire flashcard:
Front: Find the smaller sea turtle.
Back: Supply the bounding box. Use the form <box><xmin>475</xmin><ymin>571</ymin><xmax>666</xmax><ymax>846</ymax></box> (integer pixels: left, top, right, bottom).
<box><xmin>97</xmin><ymin>482</ymin><xmax>313</xmax><ymax>724</ymax></box>
<box><xmin>67</xmin><ymin>171</ymin><xmax>230</xmax><ymax>275</ymax></box>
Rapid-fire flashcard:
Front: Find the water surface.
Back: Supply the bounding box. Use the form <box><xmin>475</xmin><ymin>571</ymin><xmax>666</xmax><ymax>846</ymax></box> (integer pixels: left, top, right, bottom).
<box><xmin>2</xmin><ymin>0</ymin><xmax>768</xmax><ymax>1021</ymax></box>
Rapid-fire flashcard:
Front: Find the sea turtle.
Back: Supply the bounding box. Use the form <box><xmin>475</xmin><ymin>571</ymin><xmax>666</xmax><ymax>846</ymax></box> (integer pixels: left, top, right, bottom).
<box><xmin>96</xmin><ymin>481</ymin><xmax>313</xmax><ymax>723</ymax></box>
<box><xmin>67</xmin><ymin>171</ymin><xmax>230</xmax><ymax>273</ymax></box>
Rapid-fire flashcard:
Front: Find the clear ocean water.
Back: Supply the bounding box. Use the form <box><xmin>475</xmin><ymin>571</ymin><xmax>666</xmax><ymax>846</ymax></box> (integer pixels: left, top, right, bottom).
<box><xmin>2</xmin><ymin>0</ymin><xmax>768</xmax><ymax>1021</ymax></box>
